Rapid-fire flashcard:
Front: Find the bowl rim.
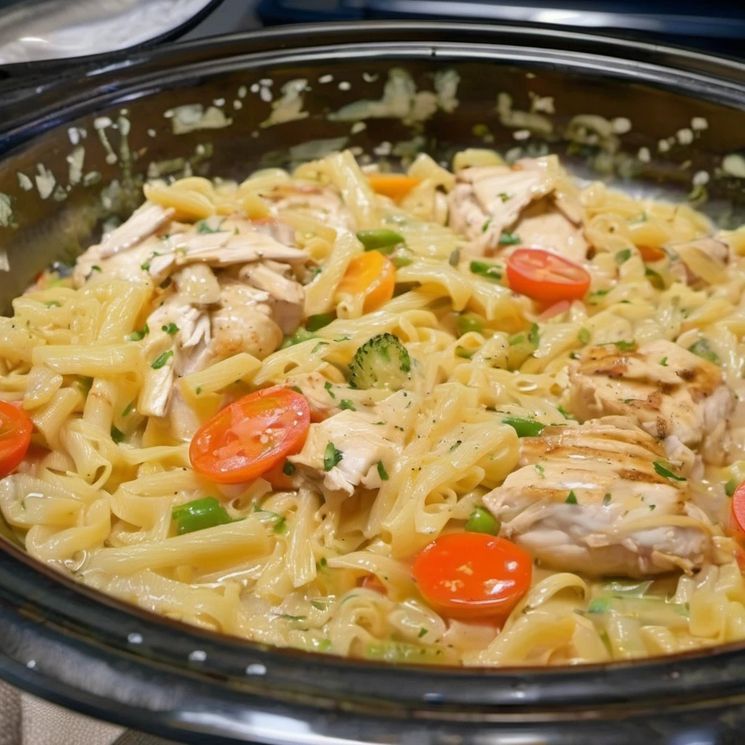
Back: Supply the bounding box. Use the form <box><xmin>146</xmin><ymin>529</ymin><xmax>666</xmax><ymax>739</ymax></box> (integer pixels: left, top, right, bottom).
<box><xmin>2</xmin><ymin>19</ymin><xmax>745</xmax><ymax>742</ymax></box>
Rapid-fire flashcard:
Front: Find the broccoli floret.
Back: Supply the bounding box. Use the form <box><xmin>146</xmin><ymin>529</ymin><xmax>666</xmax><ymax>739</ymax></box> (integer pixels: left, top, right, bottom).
<box><xmin>348</xmin><ymin>333</ymin><xmax>412</xmax><ymax>390</ymax></box>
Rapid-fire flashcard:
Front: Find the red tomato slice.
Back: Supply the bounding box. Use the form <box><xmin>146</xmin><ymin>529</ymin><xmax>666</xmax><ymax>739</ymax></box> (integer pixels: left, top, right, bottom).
<box><xmin>0</xmin><ymin>400</ymin><xmax>33</xmax><ymax>477</ymax></box>
<box><xmin>731</xmin><ymin>482</ymin><xmax>745</xmax><ymax>542</ymax></box>
<box><xmin>413</xmin><ymin>533</ymin><xmax>532</xmax><ymax>620</ymax></box>
<box><xmin>507</xmin><ymin>248</ymin><xmax>591</xmax><ymax>304</ymax></box>
<box><xmin>189</xmin><ymin>387</ymin><xmax>310</xmax><ymax>484</ymax></box>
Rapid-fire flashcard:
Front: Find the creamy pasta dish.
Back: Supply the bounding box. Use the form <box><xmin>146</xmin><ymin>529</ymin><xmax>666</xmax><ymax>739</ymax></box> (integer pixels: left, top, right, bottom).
<box><xmin>3</xmin><ymin>147</ymin><xmax>745</xmax><ymax>667</ymax></box>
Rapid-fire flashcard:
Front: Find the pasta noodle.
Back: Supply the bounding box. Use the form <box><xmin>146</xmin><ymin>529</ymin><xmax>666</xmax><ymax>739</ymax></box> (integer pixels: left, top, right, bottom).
<box><xmin>3</xmin><ymin>145</ymin><xmax>745</xmax><ymax>669</ymax></box>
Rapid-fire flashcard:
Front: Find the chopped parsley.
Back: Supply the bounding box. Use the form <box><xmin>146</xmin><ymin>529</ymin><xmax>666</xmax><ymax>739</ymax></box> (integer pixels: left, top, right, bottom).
<box><xmin>688</xmin><ymin>339</ymin><xmax>720</xmax><ymax>365</ymax></box>
<box><xmin>129</xmin><ymin>324</ymin><xmax>149</xmax><ymax>341</ymax></box>
<box><xmin>565</xmin><ymin>490</ymin><xmax>578</xmax><ymax>505</ymax></box>
<box><xmin>612</xmin><ymin>340</ymin><xmax>636</xmax><ymax>352</ymax></box>
<box><xmin>449</xmin><ymin>440</ymin><xmax>462</xmax><ymax>452</ymax></box>
<box><xmin>535</xmin><ymin>463</ymin><xmax>545</xmax><ymax>477</ymax></box>
<box><xmin>161</xmin><ymin>323</ymin><xmax>179</xmax><ymax>335</ymax></box>
<box><xmin>151</xmin><ymin>350</ymin><xmax>174</xmax><ymax>370</ymax></box>
<box><xmin>306</xmin><ymin>312</ymin><xmax>335</xmax><ymax>332</ymax></box>
<box><xmin>311</xmin><ymin>341</ymin><xmax>329</xmax><ymax>355</ymax></box>
<box><xmin>615</xmin><ymin>249</ymin><xmax>632</xmax><ymax>264</ymax></box>
<box><xmin>602</xmin><ymin>493</ymin><xmax>612</xmax><ymax>506</ymax></box>
<box><xmin>196</xmin><ymin>219</ymin><xmax>225</xmax><ymax>234</ymax></box>
<box><xmin>110</xmin><ymin>426</ymin><xmax>125</xmax><ymax>444</ymax></box>
<box><xmin>470</xmin><ymin>260</ymin><xmax>502</xmax><ymax>282</ymax></box>
<box><xmin>659</xmin><ymin>357</ymin><xmax>668</xmax><ymax>367</ymax></box>
<box><xmin>498</xmin><ymin>231</ymin><xmax>521</xmax><ymax>246</ymax></box>
<box><xmin>377</xmin><ymin>460</ymin><xmax>390</xmax><ymax>481</ymax></box>
<box><xmin>577</xmin><ymin>328</ymin><xmax>591</xmax><ymax>345</ymax></box>
<box><xmin>282</xmin><ymin>461</ymin><xmax>296</xmax><ymax>476</ymax></box>
<box><xmin>90</xmin><ymin>265</ymin><xmax>102</xmax><ymax>273</ymax></box>
<box><xmin>418</xmin><ymin>628</ymin><xmax>428</xmax><ymax>638</ymax></box>
<box><xmin>122</xmin><ymin>401</ymin><xmax>135</xmax><ymax>417</ymax></box>
<box><xmin>323</xmin><ymin>442</ymin><xmax>343</xmax><ymax>471</ymax></box>
<box><xmin>481</xmin><ymin>218</ymin><xmax>492</xmax><ymax>233</ymax></box>
<box><xmin>253</xmin><ymin>504</ymin><xmax>287</xmax><ymax>533</ymax></box>
<box><xmin>339</xmin><ymin>399</ymin><xmax>356</xmax><ymax>411</ymax></box>
<box><xmin>557</xmin><ymin>404</ymin><xmax>575</xmax><ymax>420</ymax></box>
<box><xmin>653</xmin><ymin>461</ymin><xmax>686</xmax><ymax>482</ymax></box>
<box><xmin>528</xmin><ymin>323</ymin><xmax>540</xmax><ymax>347</ymax></box>
<box><xmin>498</xmin><ymin>192</ymin><xmax>512</xmax><ymax>203</ymax></box>
<box><xmin>324</xmin><ymin>381</ymin><xmax>336</xmax><ymax>399</ymax></box>
<box><xmin>726</xmin><ymin>478</ymin><xmax>739</xmax><ymax>497</ymax></box>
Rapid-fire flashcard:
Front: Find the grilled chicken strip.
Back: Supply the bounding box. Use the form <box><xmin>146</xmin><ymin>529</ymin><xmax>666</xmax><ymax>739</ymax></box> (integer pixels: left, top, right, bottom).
<box><xmin>483</xmin><ymin>417</ymin><xmax>713</xmax><ymax>578</ymax></box>
<box><xmin>568</xmin><ymin>340</ymin><xmax>734</xmax><ymax>467</ymax></box>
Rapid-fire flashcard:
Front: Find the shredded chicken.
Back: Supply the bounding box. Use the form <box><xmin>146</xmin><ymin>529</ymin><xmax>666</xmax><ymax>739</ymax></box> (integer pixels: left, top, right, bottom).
<box><xmin>289</xmin><ymin>390</ymin><xmax>417</xmax><ymax>496</ymax></box>
<box><xmin>269</xmin><ymin>183</ymin><xmax>355</xmax><ymax>232</ymax></box>
<box><xmin>483</xmin><ymin>417</ymin><xmax>712</xmax><ymax>578</ymax></box>
<box><xmin>240</xmin><ymin>261</ymin><xmax>304</xmax><ymax>335</ymax></box>
<box><xmin>669</xmin><ymin>237</ymin><xmax>729</xmax><ymax>287</ymax></box>
<box><xmin>448</xmin><ymin>156</ymin><xmax>586</xmax><ymax>258</ymax></box>
<box><xmin>567</xmin><ymin>340</ymin><xmax>734</xmax><ymax>467</ymax></box>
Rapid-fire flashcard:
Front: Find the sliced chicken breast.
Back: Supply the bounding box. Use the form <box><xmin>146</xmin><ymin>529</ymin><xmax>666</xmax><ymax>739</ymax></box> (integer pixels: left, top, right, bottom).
<box><xmin>483</xmin><ymin>417</ymin><xmax>713</xmax><ymax>578</ymax></box>
<box><xmin>568</xmin><ymin>340</ymin><xmax>734</xmax><ymax>467</ymax></box>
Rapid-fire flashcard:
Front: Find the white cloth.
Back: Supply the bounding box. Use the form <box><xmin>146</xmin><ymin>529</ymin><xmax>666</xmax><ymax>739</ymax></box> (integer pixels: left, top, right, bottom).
<box><xmin>0</xmin><ymin>682</ymin><xmax>180</xmax><ymax>745</ymax></box>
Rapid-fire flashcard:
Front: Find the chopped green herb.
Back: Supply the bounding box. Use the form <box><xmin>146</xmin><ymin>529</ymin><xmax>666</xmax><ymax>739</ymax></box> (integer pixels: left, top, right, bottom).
<box><xmin>465</xmin><ymin>506</ymin><xmax>500</xmax><ymax>535</ymax></box>
<box><xmin>588</xmin><ymin>597</ymin><xmax>611</xmax><ymax>614</ymax></box>
<box><xmin>356</xmin><ymin>229</ymin><xmax>404</xmax><ymax>253</ymax></box>
<box><xmin>122</xmin><ymin>401</ymin><xmax>135</xmax><ymax>417</ymax></box>
<box><xmin>161</xmin><ymin>323</ymin><xmax>179</xmax><ymax>335</ymax></box>
<box><xmin>578</xmin><ymin>328</ymin><xmax>591</xmax><ymax>345</ymax></box>
<box><xmin>319</xmin><ymin>639</ymin><xmax>332</xmax><ymax>651</ymax></box>
<box><xmin>660</xmin><ymin>357</ymin><xmax>668</xmax><ymax>367</ymax></box>
<box><xmin>418</xmin><ymin>628</ymin><xmax>428</xmax><ymax>638</ymax></box>
<box><xmin>726</xmin><ymin>478</ymin><xmax>739</xmax><ymax>497</ymax></box>
<box><xmin>470</xmin><ymin>260</ymin><xmax>502</xmax><ymax>282</ymax></box>
<box><xmin>151</xmin><ymin>350</ymin><xmax>174</xmax><ymax>370</ymax></box>
<box><xmin>456</xmin><ymin>313</ymin><xmax>484</xmax><ymax>336</ymax></box>
<box><xmin>528</xmin><ymin>323</ymin><xmax>540</xmax><ymax>347</ymax></box>
<box><xmin>253</xmin><ymin>504</ymin><xmax>287</xmax><ymax>534</ymax></box>
<box><xmin>449</xmin><ymin>440</ymin><xmax>462</xmax><ymax>452</ymax></box>
<box><xmin>339</xmin><ymin>399</ymin><xmax>356</xmax><ymax>411</ymax></box>
<box><xmin>557</xmin><ymin>404</ymin><xmax>575</xmax><ymax>420</ymax></box>
<box><xmin>90</xmin><ymin>265</ymin><xmax>102</xmax><ymax>273</ymax></box>
<box><xmin>502</xmin><ymin>416</ymin><xmax>545</xmax><ymax>438</ymax></box>
<box><xmin>306</xmin><ymin>312</ymin><xmax>335</xmax><ymax>332</ymax></box>
<box><xmin>688</xmin><ymin>339</ymin><xmax>720</xmax><ymax>365</ymax></box>
<box><xmin>110</xmin><ymin>426</ymin><xmax>125</xmax><ymax>444</ymax></box>
<box><xmin>129</xmin><ymin>324</ymin><xmax>150</xmax><ymax>341</ymax></box>
<box><xmin>282</xmin><ymin>461</ymin><xmax>296</xmax><ymax>477</ymax></box>
<box><xmin>603</xmin><ymin>493</ymin><xmax>612</xmax><ymax>506</ymax></box>
<box><xmin>565</xmin><ymin>490</ymin><xmax>578</xmax><ymax>505</ymax></box>
<box><xmin>323</xmin><ymin>442</ymin><xmax>343</xmax><ymax>471</ymax></box>
<box><xmin>335</xmin><ymin>336</ymin><xmax>351</xmax><ymax>342</ymax></box>
<box><xmin>376</xmin><ymin>460</ymin><xmax>389</xmax><ymax>481</ymax></box>
<box><xmin>196</xmin><ymin>219</ymin><xmax>225</xmax><ymax>234</ymax></box>
<box><xmin>613</xmin><ymin>340</ymin><xmax>637</xmax><ymax>352</ymax></box>
<box><xmin>311</xmin><ymin>341</ymin><xmax>329</xmax><ymax>355</ymax></box>
<box><xmin>173</xmin><ymin>497</ymin><xmax>231</xmax><ymax>535</ymax></box>
<box><xmin>324</xmin><ymin>381</ymin><xmax>336</xmax><ymax>399</ymax></box>
<box><xmin>498</xmin><ymin>192</ymin><xmax>512</xmax><ymax>203</ymax></box>
<box><xmin>653</xmin><ymin>461</ymin><xmax>686</xmax><ymax>482</ymax></box>
<box><xmin>481</xmin><ymin>218</ymin><xmax>493</xmax><ymax>233</ymax></box>
<box><xmin>615</xmin><ymin>249</ymin><xmax>632</xmax><ymax>264</ymax></box>
<box><xmin>535</xmin><ymin>463</ymin><xmax>545</xmax><ymax>477</ymax></box>
<box><xmin>319</xmin><ymin>557</ymin><xmax>328</xmax><ymax>568</ymax></box>
<box><xmin>645</xmin><ymin>267</ymin><xmax>664</xmax><ymax>289</ymax></box>
<box><xmin>589</xmin><ymin>289</ymin><xmax>610</xmax><ymax>302</ymax></box>
<box><xmin>195</xmin><ymin>386</ymin><xmax>202</xmax><ymax>395</ymax></box>
<box><xmin>499</xmin><ymin>231</ymin><xmax>521</xmax><ymax>246</ymax></box>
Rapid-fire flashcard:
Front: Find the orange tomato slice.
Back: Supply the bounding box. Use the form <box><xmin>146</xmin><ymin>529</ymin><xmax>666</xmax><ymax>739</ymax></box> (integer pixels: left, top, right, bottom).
<box><xmin>0</xmin><ymin>401</ymin><xmax>32</xmax><ymax>477</ymax></box>
<box><xmin>367</xmin><ymin>174</ymin><xmax>421</xmax><ymax>202</ymax></box>
<box><xmin>189</xmin><ymin>387</ymin><xmax>310</xmax><ymax>484</ymax></box>
<box><xmin>337</xmin><ymin>250</ymin><xmax>395</xmax><ymax>312</ymax></box>
<box><xmin>413</xmin><ymin>532</ymin><xmax>532</xmax><ymax>620</ymax></box>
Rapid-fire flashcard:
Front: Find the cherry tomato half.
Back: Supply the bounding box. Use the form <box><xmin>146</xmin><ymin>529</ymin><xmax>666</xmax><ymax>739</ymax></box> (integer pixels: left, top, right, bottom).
<box><xmin>413</xmin><ymin>532</ymin><xmax>532</xmax><ymax>620</ymax></box>
<box><xmin>506</xmin><ymin>248</ymin><xmax>591</xmax><ymax>304</ymax></box>
<box><xmin>0</xmin><ymin>401</ymin><xmax>32</xmax><ymax>477</ymax></box>
<box><xmin>189</xmin><ymin>387</ymin><xmax>310</xmax><ymax>484</ymax></box>
<box><xmin>731</xmin><ymin>481</ymin><xmax>745</xmax><ymax>542</ymax></box>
